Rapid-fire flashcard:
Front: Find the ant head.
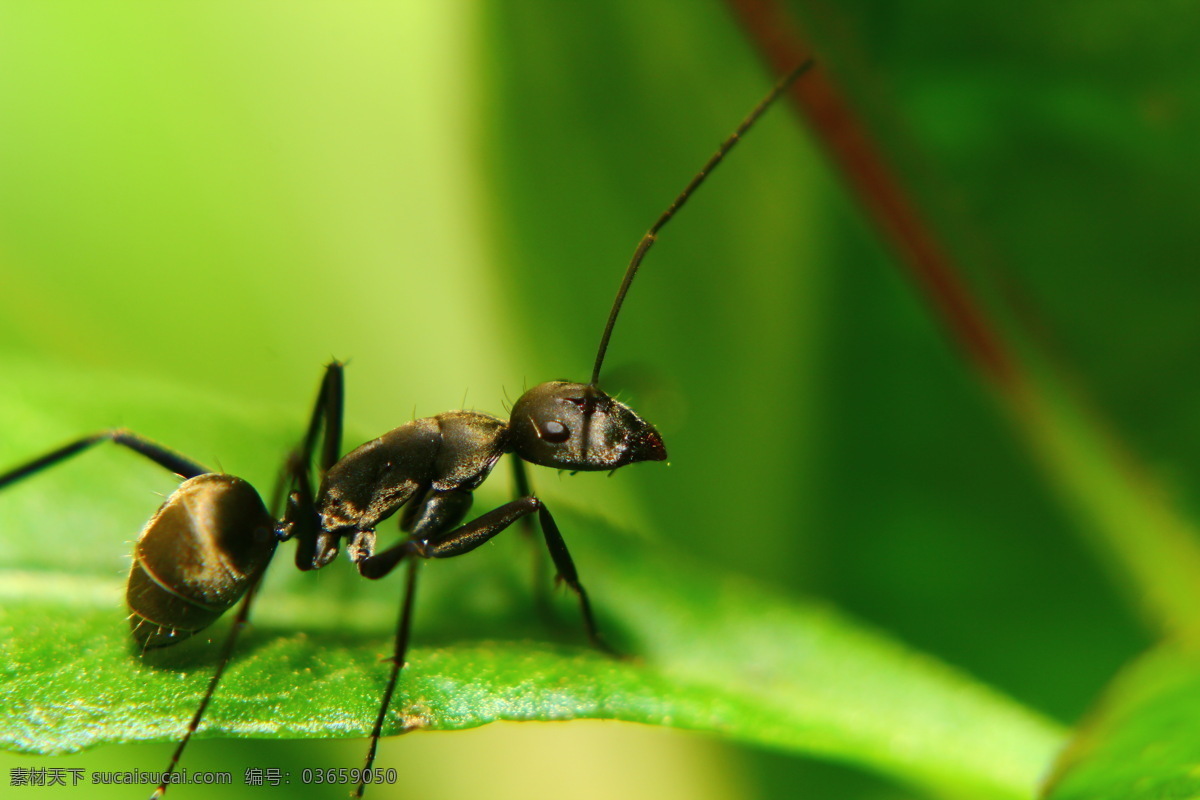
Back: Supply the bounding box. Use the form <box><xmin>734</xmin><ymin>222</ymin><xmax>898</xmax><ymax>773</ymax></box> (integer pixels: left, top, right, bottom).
<box><xmin>509</xmin><ymin>381</ymin><xmax>666</xmax><ymax>471</ymax></box>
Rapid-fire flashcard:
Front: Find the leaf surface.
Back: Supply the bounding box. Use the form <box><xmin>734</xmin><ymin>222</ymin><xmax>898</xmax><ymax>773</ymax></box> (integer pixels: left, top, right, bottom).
<box><xmin>1044</xmin><ymin>644</ymin><xmax>1200</xmax><ymax>800</ymax></box>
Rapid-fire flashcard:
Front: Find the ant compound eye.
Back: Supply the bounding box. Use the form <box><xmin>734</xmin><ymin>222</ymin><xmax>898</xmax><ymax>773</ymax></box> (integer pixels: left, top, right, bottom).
<box><xmin>539</xmin><ymin>420</ymin><xmax>571</xmax><ymax>443</ymax></box>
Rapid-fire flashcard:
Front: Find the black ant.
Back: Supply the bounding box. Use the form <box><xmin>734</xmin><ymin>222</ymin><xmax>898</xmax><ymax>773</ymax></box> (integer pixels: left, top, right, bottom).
<box><xmin>0</xmin><ymin>59</ymin><xmax>813</xmax><ymax>798</ymax></box>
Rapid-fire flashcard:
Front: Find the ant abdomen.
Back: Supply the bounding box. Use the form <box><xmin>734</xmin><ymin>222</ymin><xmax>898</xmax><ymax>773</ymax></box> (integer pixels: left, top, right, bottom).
<box><xmin>126</xmin><ymin>474</ymin><xmax>276</xmax><ymax>647</ymax></box>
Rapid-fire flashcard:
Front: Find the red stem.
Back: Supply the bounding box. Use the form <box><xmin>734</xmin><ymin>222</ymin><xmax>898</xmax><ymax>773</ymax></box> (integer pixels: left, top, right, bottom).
<box><xmin>725</xmin><ymin>0</ymin><xmax>1019</xmax><ymax>390</ymax></box>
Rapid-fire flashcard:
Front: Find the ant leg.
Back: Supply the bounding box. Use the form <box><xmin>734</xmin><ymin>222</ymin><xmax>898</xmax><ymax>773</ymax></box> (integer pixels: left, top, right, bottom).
<box><xmin>351</xmin><ymin>557</ymin><xmax>419</xmax><ymax>800</ymax></box>
<box><xmin>277</xmin><ymin>361</ymin><xmax>347</xmax><ymax>569</ymax></box>
<box><xmin>150</xmin><ymin>571</ymin><xmax>267</xmax><ymax>800</ymax></box>
<box><xmin>350</xmin><ymin>497</ymin><xmax>610</xmax><ymax>796</ymax></box>
<box><xmin>269</xmin><ymin>360</ymin><xmax>345</xmax><ymax>514</ymax></box>
<box><xmin>511</xmin><ymin>458</ymin><xmax>552</xmax><ymax>614</ymax></box>
<box><xmin>0</xmin><ymin>429</ymin><xmax>210</xmax><ymax>490</ymax></box>
<box><xmin>363</xmin><ymin>496</ymin><xmax>610</xmax><ymax>649</ymax></box>
<box><xmin>510</xmin><ymin>457</ymin><xmax>535</xmax><ymax>535</ymax></box>
<box><xmin>353</xmin><ymin>501</ymin><xmax>543</xmax><ymax>796</ymax></box>
<box><xmin>532</xmin><ymin>503</ymin><xmax>613</xmax><ymax>654</ymax></box>
<box><xmin>300</xmin><ymin>359</ymin><xmax>345</xmax><ymax>478</ymax></box>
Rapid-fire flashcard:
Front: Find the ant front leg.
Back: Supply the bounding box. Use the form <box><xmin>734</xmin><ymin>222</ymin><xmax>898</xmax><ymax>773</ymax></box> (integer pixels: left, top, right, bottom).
<box><xmin>529</xmin><ymin>500</ymin><xmax>615</xmax><ymax>655</ymax></box>
<box><xmin>350</xmin><ymin>494</ymin><xmax>610</xmax><ymax>798</ymax></box>
<box><xmin>361</xmin><ymin>495</ymin><xmax>611</xmax><ymax>650</ymax></box>
<box><xmin>511</xmin><ymin>457</ymin><xmax>553</xmax><ymax>616</ymax></box>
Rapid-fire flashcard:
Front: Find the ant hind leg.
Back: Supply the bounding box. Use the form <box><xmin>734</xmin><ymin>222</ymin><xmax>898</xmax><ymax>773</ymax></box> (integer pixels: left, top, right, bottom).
<box><xmin>0</xmin><ymin>429</ymin><xmax>210</xmax><ymax>490</ymax></box>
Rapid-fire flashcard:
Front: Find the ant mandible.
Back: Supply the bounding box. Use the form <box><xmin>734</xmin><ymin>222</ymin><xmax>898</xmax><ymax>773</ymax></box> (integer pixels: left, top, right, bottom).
<box><xmin>0</xmin><ymin>59</ymin><xmax>813</xmax><ymax>798</ymax></box>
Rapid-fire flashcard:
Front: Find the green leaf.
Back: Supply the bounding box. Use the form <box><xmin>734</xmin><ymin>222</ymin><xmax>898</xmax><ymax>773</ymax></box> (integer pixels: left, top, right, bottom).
<box><xmin>1043</xmin><ymin>644</ymin><xmax>1200</xmax><ymax>800</ymax></box>
<box><xmin>0</xmin><ymin>363</ymin><xmax>1063</xmax><ymax>799</ymax></box>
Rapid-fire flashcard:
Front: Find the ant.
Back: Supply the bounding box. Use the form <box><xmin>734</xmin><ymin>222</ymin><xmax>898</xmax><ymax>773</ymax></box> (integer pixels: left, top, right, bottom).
<box><xmin>0</xmin><ymin>59</ymin><xmax>813</xmax><ymax>798</ymax></box>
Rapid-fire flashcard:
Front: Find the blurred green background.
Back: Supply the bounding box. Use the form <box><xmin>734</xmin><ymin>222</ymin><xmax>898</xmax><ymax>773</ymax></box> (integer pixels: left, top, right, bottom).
<box><xmin>2</xmin><ymin>1</ymin><xmax>1197</xmax><ymax>797</ymax></box>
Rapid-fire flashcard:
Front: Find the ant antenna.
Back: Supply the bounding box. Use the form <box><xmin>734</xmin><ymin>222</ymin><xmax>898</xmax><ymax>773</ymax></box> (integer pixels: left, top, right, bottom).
<box><xmin>589</xmin><ymin>59</ymin><xmax>815</xmax><ymax>386</ymax></box>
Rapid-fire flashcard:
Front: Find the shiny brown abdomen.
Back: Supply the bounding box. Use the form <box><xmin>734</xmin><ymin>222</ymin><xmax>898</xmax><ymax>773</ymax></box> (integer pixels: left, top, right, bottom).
<box><xmin>126</xmin><ymin>474</ymin><xmax>276</xmax><ymax>647</ymax></box>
